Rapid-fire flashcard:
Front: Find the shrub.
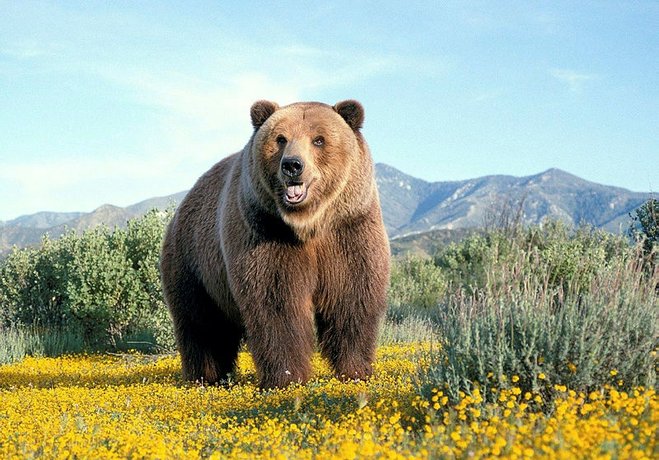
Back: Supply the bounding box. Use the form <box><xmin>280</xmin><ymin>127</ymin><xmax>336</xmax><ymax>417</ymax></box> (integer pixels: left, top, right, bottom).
<box><xmin>0</xmin><ymin>209</ymin><xmax>175</xmax><ymax>357</ymax></box>
<box><xmin>419</xmin><ymin>241</ymin><xmax>658</xmax><ymax>405</ymax></box>
<box><xmin>124</xmin><ymin>210</ymin><xmax>176</xmax><ymax>348</ymax></box>
<box><xmin>435</xmin><ymin>220</ymin><xmax>629</xmax><ymax>298</ymax></box>
<box><xmin>387</xmin><ymin>256</ymin><xmax>447</xmax><ymax>315</ymax></box>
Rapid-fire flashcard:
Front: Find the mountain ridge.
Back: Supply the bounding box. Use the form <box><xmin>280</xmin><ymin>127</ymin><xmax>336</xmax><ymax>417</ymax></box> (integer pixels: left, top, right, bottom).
<box><xmin>0</xmin><ymin>164</ymin><xmax>650</xmax><ymax>255</ymax></box>
<box><xmin>375</xmin><ymin>164</ymin><xmax>648</xmax><ymax>236</ymax></box>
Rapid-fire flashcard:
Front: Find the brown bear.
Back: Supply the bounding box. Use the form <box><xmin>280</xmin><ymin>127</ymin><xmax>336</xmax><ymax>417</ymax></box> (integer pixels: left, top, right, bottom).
<box><xmin>160</xmin><ymin>100</ymin><xmax>390</xmax><ymax>389</ymax></box>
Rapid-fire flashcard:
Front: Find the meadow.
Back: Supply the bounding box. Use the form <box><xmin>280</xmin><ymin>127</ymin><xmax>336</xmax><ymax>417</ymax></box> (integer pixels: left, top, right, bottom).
<box><xmin>0</xmin><ymin>206</ymin><xmax>657</xmax><ymax>458</ymax></box>
<box><xmin>1</xmin><ymin>346</ymin><xmax>656</xmax><ymax>459</ymax></box>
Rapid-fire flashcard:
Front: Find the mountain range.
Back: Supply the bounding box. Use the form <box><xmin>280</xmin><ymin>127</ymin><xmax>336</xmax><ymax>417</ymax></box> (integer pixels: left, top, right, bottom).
<box><xmin>0</xmin><ymin>164</ymin><xmax>650</xmax><ymax>256</ymax></box>
<box><xmin>375</xmin><ymin>164</ymin><xmax>648</xmax><ymax>236</ymax></box>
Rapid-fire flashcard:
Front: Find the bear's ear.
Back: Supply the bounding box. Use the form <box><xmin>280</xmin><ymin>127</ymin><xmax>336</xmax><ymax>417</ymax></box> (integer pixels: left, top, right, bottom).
<box><xmin>334</xmin><ymin>100</ymin><xmax>364</xmax><ymax>131</ymax></box>
<box><xmin>250</xmin><ymin>100</ymin><xmax>279</xmax><ymax>129</ymax></box>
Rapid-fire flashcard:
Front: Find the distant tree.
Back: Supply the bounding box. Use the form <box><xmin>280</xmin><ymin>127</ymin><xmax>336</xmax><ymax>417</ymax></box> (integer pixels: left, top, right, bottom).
<box><xmin>629</xmin><ymin>198</ymin><xmax>658</xmax><ymax>275</ymax></box>
<box><xmin>629</xmin><ymin>198</ymin><xmax>658</xmax><ymax>247</ymax></box>
<box><xmin>481</xmin><ymin>193</ymin><xmax>528</xmax><ymax>239</ymax></box>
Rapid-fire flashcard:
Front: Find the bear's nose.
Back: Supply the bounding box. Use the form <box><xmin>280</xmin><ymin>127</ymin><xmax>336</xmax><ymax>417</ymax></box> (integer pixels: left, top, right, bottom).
<box><xmin>281</xmin><ymin>156</ymin><xmax>304</xmax><ymax>178</ymax></box>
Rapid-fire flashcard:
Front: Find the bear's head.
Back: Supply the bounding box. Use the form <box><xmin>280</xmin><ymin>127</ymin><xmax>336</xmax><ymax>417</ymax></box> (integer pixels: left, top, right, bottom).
<box><xmin>248</xmin><ymin>100</ymin><xmax>373</xmax><ymax>239</ymax></box>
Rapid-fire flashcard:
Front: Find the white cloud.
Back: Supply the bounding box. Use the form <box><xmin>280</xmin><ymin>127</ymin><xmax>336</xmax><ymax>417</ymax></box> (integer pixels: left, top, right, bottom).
<box><xmin>0</xmin><ymin>3</ymin><xmax>406</xmax><ymax>219</ymax></box>
<box><xmin>277</xmin><ymin>44</ymin><xmax>325</xmax><ymax>58</ymax></box>
<box><xmin>1</xmin><ymin>154</ymin><xmax>174</xmax><ymax>196</ymax></box>
<box><xmin>0</xmin><ymin>147</ymin><xmax>209</xmax><ymax>219</ymax></box>
<box><xmin>0</xmin><ymin>40</ymin><xmax>61</xmax><ymax>60</ymax></box>
<box><xmin>98</xmin><ymin>67</ymin><xmax>300</xmax><ymax>134</ymax></box>
<box><xmin>550</xmin><ymin>68</ymin><xmax>597</xmax><ymax>92</ymax></box>
<box><xmin>471</xmin><ymin>89</ymin><xmax>504</xmax><ymax>104</ymax></box>
<box><xmin>88</xmin><ymin>46</ymin><xmax>400</xmax><ymax>158</ymax></box>
<box><xmin>1</xmin><ymin>46</ymin><xmax>401</xmax><ymax>219</ymax></box>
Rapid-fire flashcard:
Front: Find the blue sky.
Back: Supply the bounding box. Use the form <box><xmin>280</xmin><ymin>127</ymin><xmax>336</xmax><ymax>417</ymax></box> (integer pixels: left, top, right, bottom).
<box><xmin>1</xmin><ymin>1</ymin><xmax>658</xmax><ymax>221</ymax></box>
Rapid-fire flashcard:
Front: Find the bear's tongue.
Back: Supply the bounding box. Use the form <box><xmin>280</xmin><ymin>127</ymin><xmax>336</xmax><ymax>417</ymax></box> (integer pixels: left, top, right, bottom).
<box><xmin>286</xmin><ymin>184</ymin><xmax>305</xmax><ymax>203</ymax></box>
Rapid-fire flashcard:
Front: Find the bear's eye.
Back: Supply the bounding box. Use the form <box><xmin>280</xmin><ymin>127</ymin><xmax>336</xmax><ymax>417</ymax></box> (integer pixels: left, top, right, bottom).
<box><xmin>312</xmin><ymin>136</ymin><xmax>325</xmax><ymax>147</ymax></box>
<box><xmin>276</xmin><ymin>135</ymin><xmax>287</xmax><ymax>147</ymax></box>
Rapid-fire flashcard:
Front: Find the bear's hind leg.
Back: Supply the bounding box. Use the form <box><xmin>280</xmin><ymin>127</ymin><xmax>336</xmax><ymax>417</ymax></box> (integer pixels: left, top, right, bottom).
<box><xmin>166</xmin><ymin>274</ymin><xmax>243</xmax><ymax>384</ymax></box>
<box><xmin>178</xmin><ymin>311</ymin><xmax>243</xmax><ymax>385</ymax></box>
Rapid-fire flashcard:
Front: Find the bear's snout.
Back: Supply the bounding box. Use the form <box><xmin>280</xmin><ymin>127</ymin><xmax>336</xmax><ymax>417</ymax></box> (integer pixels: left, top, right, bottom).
<box><xmin>281</xmin><ymin>156</ymin><xmax>305</xmax><ymax>179</ymax></box>
<box><xmin>280</xmin><ymin>156</ymin><xmax>311</xmax><ymax>206</ymax></box>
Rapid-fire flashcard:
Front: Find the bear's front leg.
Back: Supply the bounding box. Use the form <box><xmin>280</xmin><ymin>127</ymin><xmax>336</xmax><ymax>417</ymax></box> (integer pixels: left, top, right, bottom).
<box><xmin>228</xmin><ymin>244</ymin><xmax>318</xmax><ymax>389</ymax></box>
<box><xmin>315</xmin><ymin>221</ymin><xmax>390</xmax><ymax>382</ymax></box>
<box><xmin>315</xmin><ymin>295</ymin><xmax>386</xmax><ymax>381</ymax></box>
<box><xmin>242</xmin><ymin>299</ymin><xmax>316</xmax><ymax>389</ymax></box>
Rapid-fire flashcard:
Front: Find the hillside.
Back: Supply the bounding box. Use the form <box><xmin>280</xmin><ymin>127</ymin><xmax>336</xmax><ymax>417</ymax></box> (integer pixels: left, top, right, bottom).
<box><xmin>375</xmin><ymin>164</ymin><xmax>648</xmax><ymax>236</ymax></box>
<box><xmin>0</xmin><ymin>165</ymin><xmax>650</xmax><ymax>255</ymax></box>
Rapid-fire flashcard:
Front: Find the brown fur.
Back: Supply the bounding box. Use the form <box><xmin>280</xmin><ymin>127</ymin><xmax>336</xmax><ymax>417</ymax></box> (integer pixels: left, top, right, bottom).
<box><xmin>160</xmin><ymin>100</ymin><xmax>390</xmax><ymax>389</ymax></box>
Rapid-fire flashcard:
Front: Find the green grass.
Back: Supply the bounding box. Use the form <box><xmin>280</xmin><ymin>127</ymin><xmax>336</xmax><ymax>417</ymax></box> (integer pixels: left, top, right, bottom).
<box><xmin>0</xmin><ymin>325</ymin><xmax>86</xmax><ymax>364</ymax></box>
<box><xmin>0</xmin><ymin>325</ymin><xmax>166</xmax><ymax>364</ymax></box>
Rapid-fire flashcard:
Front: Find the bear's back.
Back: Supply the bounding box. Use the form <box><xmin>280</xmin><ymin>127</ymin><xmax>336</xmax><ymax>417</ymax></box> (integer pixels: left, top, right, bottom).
<box><xmin>163</xmin><ymin>153</ymin><xmax>239</xmax><ymax>289</ymax></box>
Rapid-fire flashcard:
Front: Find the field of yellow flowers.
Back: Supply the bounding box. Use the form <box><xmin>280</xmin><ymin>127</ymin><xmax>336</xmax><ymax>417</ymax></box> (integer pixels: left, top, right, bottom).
<box><xmin>0</xmin><ymin>344</ymin><xmax>656</xmax><ymax>459</ymax></box>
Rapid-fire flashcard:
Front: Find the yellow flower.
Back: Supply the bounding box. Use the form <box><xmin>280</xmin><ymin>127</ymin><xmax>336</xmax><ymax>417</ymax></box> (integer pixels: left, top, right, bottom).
<box><xmin>538</xmin><ymin>372</ymin><xmax>546</xmax><ymax>380</ymax></box>
<box><xmin>0</xmin><ymin>344</ymin><xmax>656</xmax><ymax>459</ymax></box>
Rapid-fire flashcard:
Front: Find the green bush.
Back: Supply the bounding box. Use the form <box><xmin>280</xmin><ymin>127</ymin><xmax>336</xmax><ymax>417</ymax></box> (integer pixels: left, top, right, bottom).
<box><xmin>2</xmin><ymin>206</ymin><xmax>655</xmax><ymax>404</ymax></box>
<box><xmin>527</xmin><ymin>221</ymin><xmax>630</xmax><ymax>296</ymax></box>
<box><xmin>0</xmin><ymin>209</ymin><xmax>175</xmax><ymax>358</ymax></box>
<box><xmin>435</xmin><ymin>220</ymin><xmax>629</xmax><ymax>298</ymax></box>
<box><xmin>387</xmin><ymin>256</ymin><xmax>447</xmax><ymax>314</ymax></box>
<box><xmin>418</xmin><ymin>224</ymin><xmax>658</xmax><ymax>405</ymax></box>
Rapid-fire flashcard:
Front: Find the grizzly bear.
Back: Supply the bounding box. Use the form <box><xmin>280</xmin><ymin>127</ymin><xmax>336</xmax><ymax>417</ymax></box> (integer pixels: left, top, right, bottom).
<box><xmin>160</xmin><ymin>100</ymin><xmax>390</xmax><ymax>389</ymax></box>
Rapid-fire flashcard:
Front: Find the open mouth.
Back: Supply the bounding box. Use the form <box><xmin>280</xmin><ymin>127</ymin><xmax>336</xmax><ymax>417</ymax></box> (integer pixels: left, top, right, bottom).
<box><xmin>283</xmin><ymin>182</ymin><xmax>309</xmax><ymax>205</ymax></box>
